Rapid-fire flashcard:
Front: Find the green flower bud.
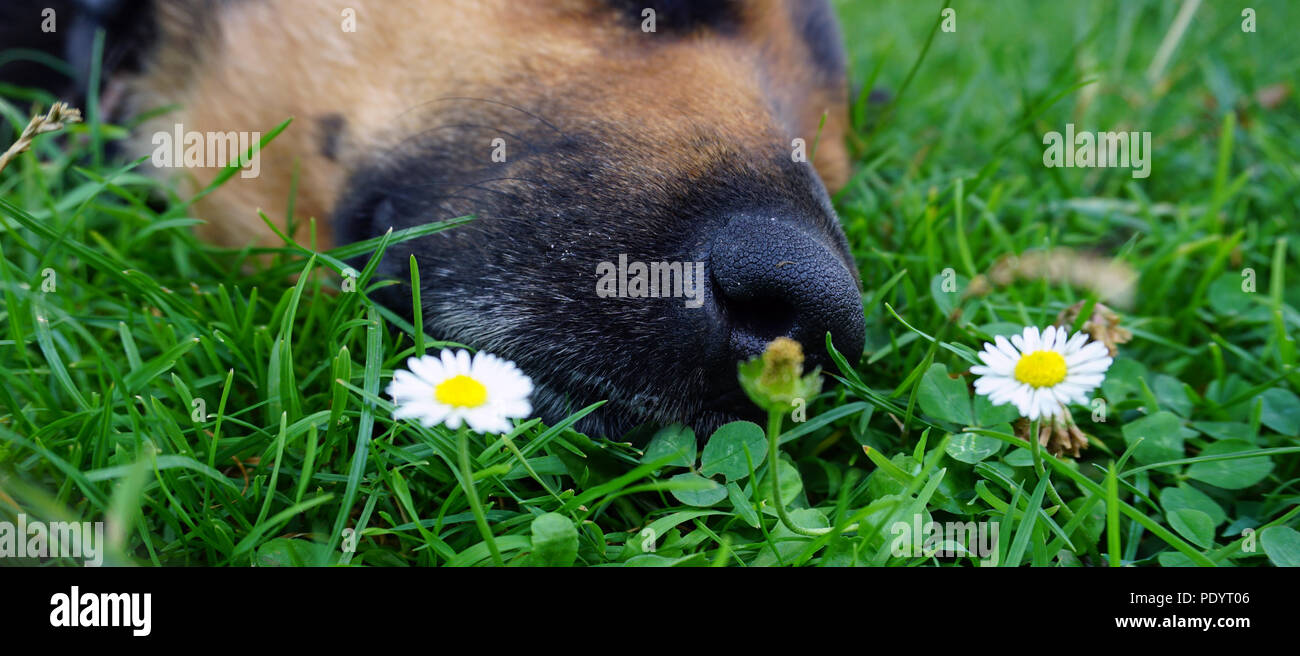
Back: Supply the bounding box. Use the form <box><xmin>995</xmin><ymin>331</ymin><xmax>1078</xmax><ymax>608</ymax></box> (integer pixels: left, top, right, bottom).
<box><xmin>738</xmin><ymin>337</ymin><xmax>822</xmax><ymax>413</ymax></box>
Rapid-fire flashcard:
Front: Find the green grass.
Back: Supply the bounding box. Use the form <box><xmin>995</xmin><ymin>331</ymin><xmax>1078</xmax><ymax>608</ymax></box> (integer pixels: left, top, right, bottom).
<box><xmin>1</xmin><ymin>0</ymin><xmax>1298</xmax><ymax>567</ymax></box>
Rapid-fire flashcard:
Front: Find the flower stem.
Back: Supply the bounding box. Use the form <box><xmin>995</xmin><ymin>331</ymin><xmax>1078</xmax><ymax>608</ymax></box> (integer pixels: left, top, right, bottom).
<box><xmin>1030</xmin><ymin>418</ymin><xmax>1075</xmax><ymax>523</ymax></box>
<box><xmin>765</xmin><ymin>407</ymin><xmax>852</xmax><ymax>537</ymax></box>
<box><xmin>458</xmin><ymin>426</ymin><xmax>504</xmax><ymax>566</ymax></box>
<box><xmin>1030</xmin><ymin>418</ymin><xmax>1042</xmax><ymax>472</ymax></box>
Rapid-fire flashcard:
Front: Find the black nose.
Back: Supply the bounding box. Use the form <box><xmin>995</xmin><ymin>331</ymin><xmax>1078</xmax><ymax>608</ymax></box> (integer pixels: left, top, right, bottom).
<box><xmin>709</xmin><ymin>215</ymin><xmax>866</xmax><ymax>372</ymax></box>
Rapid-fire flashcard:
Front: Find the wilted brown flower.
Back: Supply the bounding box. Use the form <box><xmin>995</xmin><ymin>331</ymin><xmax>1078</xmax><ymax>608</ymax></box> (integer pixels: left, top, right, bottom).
<box><xmin>1055</xmin><ymin>300</ymin><xmax>1132</xmax><ymax>357</ymax></box>
<box><xmin>1014</xmin><ymin>410</ymin><xmax>1091</xmax><ymax>458</ymax></box>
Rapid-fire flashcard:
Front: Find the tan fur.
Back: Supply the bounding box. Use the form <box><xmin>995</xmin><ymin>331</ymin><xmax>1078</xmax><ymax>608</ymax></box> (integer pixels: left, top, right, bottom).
<box><xmin>127</xmin><ymin>0</ymin><xmax>850</xmax><ymax>249</ymax></box>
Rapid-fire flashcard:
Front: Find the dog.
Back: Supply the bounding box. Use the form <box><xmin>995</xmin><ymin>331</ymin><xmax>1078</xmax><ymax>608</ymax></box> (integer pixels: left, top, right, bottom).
<box><xmin>1</xmin><ymin>0</ymin><xmax>867</xmax><ymax>438</ymax></box>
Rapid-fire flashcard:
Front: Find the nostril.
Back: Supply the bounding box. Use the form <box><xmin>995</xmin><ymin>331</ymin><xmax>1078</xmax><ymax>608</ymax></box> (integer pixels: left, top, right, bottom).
<box><xmin>709</xmin><ymin>214</ymin><xmax>866</xmax><ymax>367</ymax></box>
<box><xmin>724</xmin><ymin>295</ymin><xmax>796</xmax><ymax>350</ymax></box>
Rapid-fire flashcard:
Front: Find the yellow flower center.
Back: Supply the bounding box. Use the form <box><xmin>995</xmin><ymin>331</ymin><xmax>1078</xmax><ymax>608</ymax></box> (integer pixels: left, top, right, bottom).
<box><xmin>434</xmin><ymin>375</ymin><xmax>488</xmax><ymax>408</ymax></box>
<box><xmin>1013</xmin><ymin>350</ymin><xmax>1067</xmax><ymax>388</ymax></box>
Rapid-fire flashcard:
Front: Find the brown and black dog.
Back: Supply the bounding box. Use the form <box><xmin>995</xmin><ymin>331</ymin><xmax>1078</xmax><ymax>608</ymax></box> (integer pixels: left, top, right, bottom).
<box><xmin>2</xmin><ymin>0</ymin><xmax>866</xmax><ymax>437</ymax></box>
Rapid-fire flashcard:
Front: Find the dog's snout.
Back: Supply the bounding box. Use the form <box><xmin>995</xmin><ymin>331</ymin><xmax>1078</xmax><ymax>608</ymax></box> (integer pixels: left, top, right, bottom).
<box><xmin>709</xmin><ymin>215</ymin><xmax>866</xmax><ymax>371</ymax></box>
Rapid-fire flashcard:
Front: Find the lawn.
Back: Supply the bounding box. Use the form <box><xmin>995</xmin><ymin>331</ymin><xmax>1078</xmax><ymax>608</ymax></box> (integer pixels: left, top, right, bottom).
<box><xmin>1</xmin><ymin>0</ymin><xmax>1298</xmax><ymax>567</ymax></box>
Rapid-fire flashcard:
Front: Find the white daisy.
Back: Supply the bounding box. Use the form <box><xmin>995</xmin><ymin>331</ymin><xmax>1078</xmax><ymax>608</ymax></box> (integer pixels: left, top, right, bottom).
<box><xmin>386</xmin><ymin>349</ymin><xmax>533</xmax><ymax>434</ymax></box>
<box><xmin>970</xmin><ymin>325</ymin><xmax>1113</xmax><ymax>421</ymax></box>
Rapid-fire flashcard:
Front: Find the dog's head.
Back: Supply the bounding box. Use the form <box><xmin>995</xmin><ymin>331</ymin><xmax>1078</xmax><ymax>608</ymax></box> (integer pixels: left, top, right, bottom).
<box><xmin>328</xmin><ymin>0</ymin><xmax>865</xmax><ymax>436</ymax></box>
<box><xmin>79</xmin><ymin>0</ymin><xmax>864</xmax><ymax>437</ymax></box>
